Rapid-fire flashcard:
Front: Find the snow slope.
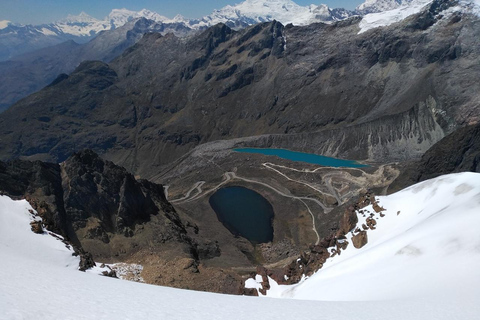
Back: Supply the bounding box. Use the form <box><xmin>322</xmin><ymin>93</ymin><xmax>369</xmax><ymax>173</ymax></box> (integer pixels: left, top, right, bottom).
<box><xmin>259</xmin><ymin>172</ymin><xmax>480</xmax><ymax>303</ymax></box>
<box><xmin>1</xmin><ymin>173</ymin><xmax>480</xmax><ymax>319</ymax></box>
<box><xmin>359</xmin><ymin>0</ymin><xmax>480</xmax><ymax>33</ymax></box>
<box><xmin>357</xmin><ymin>0</ymin><xmax>417</xmax><ymax>14</ymax></box>
<box><xmin>358</xmin><ymin>0</ymin><xmax>432</xmax><ymax>33</ymax></box>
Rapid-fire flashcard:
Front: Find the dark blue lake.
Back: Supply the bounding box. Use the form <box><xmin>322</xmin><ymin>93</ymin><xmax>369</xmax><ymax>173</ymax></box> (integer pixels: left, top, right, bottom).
<box><xmin>234</xmin><ymin>148</ymin><xmax>367</xmax><ymax>168</ymax></box>
<box><xmin>209</xmin><ymin>186</ymin><xmax>274</xmax><ymax>244</ymax></box>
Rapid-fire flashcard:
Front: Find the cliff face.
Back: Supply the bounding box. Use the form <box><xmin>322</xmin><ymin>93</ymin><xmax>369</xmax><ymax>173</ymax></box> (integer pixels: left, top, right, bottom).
<box><xmin>0</xmin><ymin>0</ymin><xmax>479</xmax><ymax>180</ymax></box>
<box><xmin>389</xmin><ymin>122</ymin><xmax>480</xmax><ymax>192</ymax></box>
<box><xmin>0</xmin><ymin>150</ymin><xmax>188</xmax><ymax>254</ymax></box>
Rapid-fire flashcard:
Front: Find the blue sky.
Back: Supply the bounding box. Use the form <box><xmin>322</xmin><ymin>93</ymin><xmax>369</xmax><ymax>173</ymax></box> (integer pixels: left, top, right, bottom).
<box><xmin>0</xmin><ymin>0</ymin><xmax>364</xmax><ymax>25</ymax></box>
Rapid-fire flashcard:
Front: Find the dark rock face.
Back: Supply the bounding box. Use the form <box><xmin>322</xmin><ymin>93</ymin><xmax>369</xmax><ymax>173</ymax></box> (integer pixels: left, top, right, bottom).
<box><xmin>61</xmin><ymin>150</ymin><xmax>158</xmax><ymax>235</ymax></box>
<box><xmin>390</xmin><ymin>122</ymin><xmax>480</xmax><ymax>192</ymax></box>
<box><xmin>1</xmin><ymin>4</ymin><xmax>479</xmax><ymax>179</ymax></box>
<box><xmin>0</xmin><ymin>149</ymin><xmax>188</xmax><ymax>254</ymax></box>
<box><xmin>336</xmin><ymin>206</ymin><xmax>359</xmax><ymax>236</ymax></box>
<box><xmin>78</xmin><ymin>250</ymin><xmax>97</xmax><ymax>271</ymax></box>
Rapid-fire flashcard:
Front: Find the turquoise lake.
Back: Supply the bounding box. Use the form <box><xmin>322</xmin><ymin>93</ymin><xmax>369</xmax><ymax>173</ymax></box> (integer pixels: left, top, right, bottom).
<box><xmin>234</xmin><ymin>148</ymin><xmax>367</xmax><ymax>168</ymax></box>
<box><xmin>209</xmin><ymin>186</ymin><xmax>274</xmax><ymax>244</ymax></box>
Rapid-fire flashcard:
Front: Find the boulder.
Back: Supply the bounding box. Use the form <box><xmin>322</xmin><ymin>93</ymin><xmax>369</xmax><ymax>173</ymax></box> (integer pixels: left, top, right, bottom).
<box><xmin>352</xmin><ymin>231</ymin><xmax>368</xmax><ymax>249</ymax></box>
<box><xmin>30</xmin><ymin>220</ymin><xmax>43</xmax><ymax>234</ymax></box>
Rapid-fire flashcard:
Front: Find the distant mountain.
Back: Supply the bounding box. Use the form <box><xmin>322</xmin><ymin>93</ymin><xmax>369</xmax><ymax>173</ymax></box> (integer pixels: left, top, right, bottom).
<box><xmin>356</xmin><ymin>0</ymin><xmax>416</xmax><ymax>14</ymax></box>
<box><xmin>0</xmin><ymin>0</ymin><xmax>356</xmax><ymax>61</ymax></box>
<box><xmin>189</xmin><ymin>0</ymin><xmax>356</xmax><ymax>29</ymax></box>
<box><xmin>3</xmin><ymin>0</ymin><xmax>472</xmax><ymax>112</ymax></box>
<box><xmin>0</xmin><ymin>17</ymin><xmax>190</xmax><ymax>112</ymax></box>
<box><xmin>1</xmin><ymin>0</ymin><xmax>442</xmax><ymax>62</ymax></box>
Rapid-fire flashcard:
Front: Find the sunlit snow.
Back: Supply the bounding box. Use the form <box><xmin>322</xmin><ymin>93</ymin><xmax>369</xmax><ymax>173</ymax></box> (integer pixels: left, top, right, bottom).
<box><xmin>260</xmin><ymin>172</ymin><xmax>480</xmax><ymax>303</ymax></box>
<box><xmin>359</xmin><ymin>0</ymin><xmax>432</xmax><ymax>33</ymax></box>
<box><xmin>359</xmin><ymin>0</ymin><xmax>480</xmax><ymax>33</ymax></box>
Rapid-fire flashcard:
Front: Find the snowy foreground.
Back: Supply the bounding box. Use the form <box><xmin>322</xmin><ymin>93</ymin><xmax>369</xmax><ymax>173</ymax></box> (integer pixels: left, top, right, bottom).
<box><xmin>1</xmin><ymin>173</ymin><xmax>480</xmax><ymax>319</ymax></box>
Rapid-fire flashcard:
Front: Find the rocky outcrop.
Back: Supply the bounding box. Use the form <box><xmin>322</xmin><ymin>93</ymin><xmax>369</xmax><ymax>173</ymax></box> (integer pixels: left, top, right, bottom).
<box><xmin>29</xmin><ymin>220</ymin><xmax>43</xmax><ymax>234</ymax></box>
<box><xmin>77</xmin><ymin>249</ymin><xmax>96</xmax><ymax>271</ymax></box>
<box><xmin>390</xmin><ymin>122</ymin><xmax>480</xmax><ymax>192</ymax></box>
<box><xmin>0</xmin><ymin>150</ymin><xmax>190</xmax><ymax>255</ymax></box>
<box><xmin>0</xmin><ymin>149</ymin><xmax>251</xmax><ymax>294</ymax></box>
<box><xmin>261</xmin><ymin>190</ymin><xmax>384</xmax><ymax>287</ymax></box>
<box><xmin>352</xmin><ymin>231</ymin><xmax>368</xmax><ymax>249</ymax></box>
<box><xmin>336</xmin><ymin>206</ymin><xmax>359</xmax><ymax>236</ymax></box>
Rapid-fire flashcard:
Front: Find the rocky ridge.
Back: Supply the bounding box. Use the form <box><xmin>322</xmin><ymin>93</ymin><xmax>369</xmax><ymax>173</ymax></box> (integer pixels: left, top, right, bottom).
<box><xmin>0</xmin><ymin>17</ymin><xmax>191</xmax><ymax>112</ymax></box>
<box><xmin>389</xmin><ymin>121</ymin><xmax>480</xmax><ymax>192</ymax></box>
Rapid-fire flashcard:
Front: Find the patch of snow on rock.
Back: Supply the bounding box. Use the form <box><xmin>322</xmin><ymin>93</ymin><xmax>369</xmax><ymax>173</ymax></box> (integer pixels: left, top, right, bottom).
<box><xmin>359</xmin><ymin>0</ymin><xmax>432</xmax><ymax>33</ymax></box>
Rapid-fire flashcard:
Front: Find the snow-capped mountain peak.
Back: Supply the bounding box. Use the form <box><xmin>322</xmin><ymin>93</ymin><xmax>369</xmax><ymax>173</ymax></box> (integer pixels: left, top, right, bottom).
<box><xmin>357</xmin><ymin>0</ymin><xmax>410</xmax><ymax>13</ymax></box>
<box><xmin>197</xmin><ymin>0</ymin><xmax>344</xmax><ymax>28</ymax></box>
<box><xmin>0</xmin><ymin>20</ymin><xmax>12</xmax><ymax>30</ymax></box>
<box><xmin>60</xmin><ymin>11</ymin><xmax>101</xmax><ymax>24</ymax></box>
<box><xmin>358</xmin><ymin>0</ymin><xmax>432</xmax><ymax>33</ymax></box>
<box><xmin>106</xmin><ymin>8</ymin><xmax>171</xmax><ymax>28</ymax></box>
<box><xmin>107</xmin><ymin>8</ymin><xmax>144</xmax><ymax>28</ymax></box>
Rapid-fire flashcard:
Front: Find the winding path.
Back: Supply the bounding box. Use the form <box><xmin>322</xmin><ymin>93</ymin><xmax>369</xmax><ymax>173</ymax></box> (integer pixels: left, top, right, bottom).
<box><xmin>170</xmin><ymin>181</ymin><xmax>206</xmax><ymax>203</ymax></box>
<box><xmin>172</xmin><ymin>170</ymin><xmax>322</xmax><ymax>245</ymax></box>
<box><xmin>169</xmin><ymin>156</ymin><xmax>397</xmax><ymax>249</ymax></box>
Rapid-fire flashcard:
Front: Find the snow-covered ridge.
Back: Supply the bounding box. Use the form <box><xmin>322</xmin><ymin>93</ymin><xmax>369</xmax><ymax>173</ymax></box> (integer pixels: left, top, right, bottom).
<box><xmin>359</xmin><ymin>0</ymin><xmax>480</xmax><ymax>33</ymax></box>
<box><xmin>4</xmin><ymin>0</ymin><xmax>480</xmax><ymax>40</ymax></box>
<box><xmin>0</xmin><ymin>196</ymin><xmax>80</xmax><ymax>271</ymax></box>
<box><xmin>1</xmin><ymin>0</ymin><xmax>354</xmax><ymax>40</ymax></box>
<box><xmin>357</xmin><ymin>0</ymin><xmax>417</xmax><ymax>14</ymax></box>
<box><xmin>358</xmin><ymin>0</ymin><xmax>432</xmax><ymax>33</ymax></box>
<box><xmin>195</xmin><ymin>0</ymin><xmax>346</xmax><ymax>28</ymax></box>
<box><xmin>252</xmin><ymin>172</ymin><xmax>480</xmax><ymax>301</ymax></box>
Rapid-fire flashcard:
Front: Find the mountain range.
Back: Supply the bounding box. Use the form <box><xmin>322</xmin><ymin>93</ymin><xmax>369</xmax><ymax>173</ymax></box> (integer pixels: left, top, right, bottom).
<box><xmin>0</xmin><ymin>0</ymin><xmax>422</xmax><ymax>62</ymax></box>
<box><xmin>1</xmin><ymin>0</ymin><xmax>478</xmax><ymax>175</ymax></box>
<box><xmin>0</xmin><ymin>0</ymin><xmax>441</xmax><ymax>112</ymax></box>
<box><xmin>0</xmin><ymin>17</ymin><xmax>191</xmax><ymax>112</ymax></box>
